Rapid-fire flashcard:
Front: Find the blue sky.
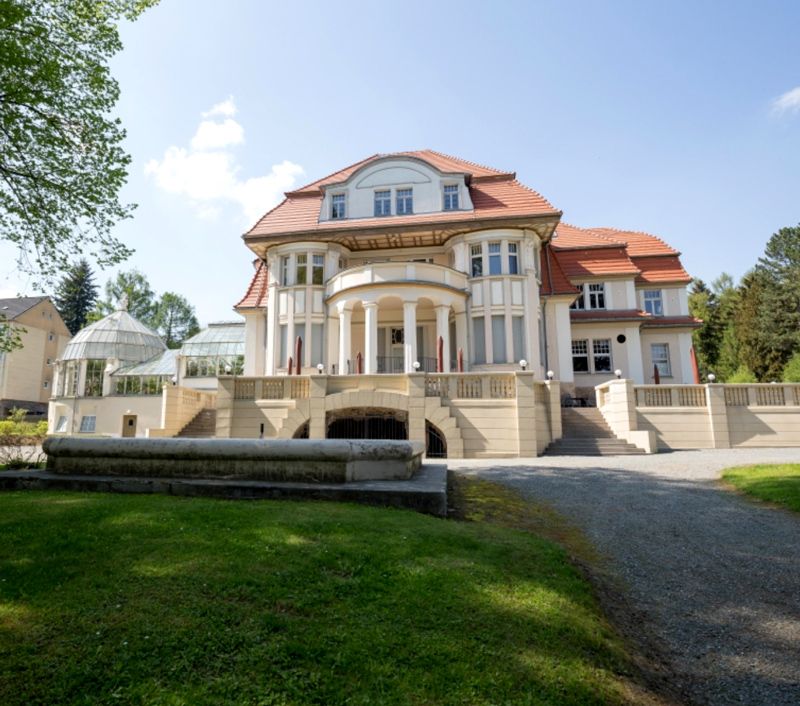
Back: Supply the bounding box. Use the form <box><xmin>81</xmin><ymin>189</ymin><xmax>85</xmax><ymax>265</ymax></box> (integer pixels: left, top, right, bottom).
<box><xmin>2</xmin><ymin>0</ymin><xmax>799</xmax><ymax>324</ymax></box>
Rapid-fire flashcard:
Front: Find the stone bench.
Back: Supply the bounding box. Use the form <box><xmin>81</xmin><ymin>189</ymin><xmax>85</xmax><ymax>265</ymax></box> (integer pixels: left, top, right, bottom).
<box><xmin>42</xmin><ymin>437</ymin><xmax>425</xmax><ymax>484</ymax></box>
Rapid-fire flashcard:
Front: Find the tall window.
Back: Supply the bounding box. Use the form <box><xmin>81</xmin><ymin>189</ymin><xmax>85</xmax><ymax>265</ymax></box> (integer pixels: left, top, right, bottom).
<box><xmin>396</xmin><ymin>188</ymin><xmax>413</xmax><ymax>215</ymax></box>
<box><xmin>570</xmin><ymin>284</ymin><xmax>586</xmax><ymax>310</ymax></box>
<box><xmin>508</xmin><ymin>242</ymin><xmax>519</xmax><ymax>274</ymax></box>
<box><xmin>651</xmin><ymin>343</ymin><xmax>671</xmax><ymax>376</ymax></box>
<box><xmin>643</xmin><ymin>289</ymin><xmax>663</xmax><ymax>316</ymax></box>
<box><xmin>312</xmin><ymin>254</ymin><xmax>325</xmax><ymax>285</ymax></box>
<box><xmin>296</xmin><ymin>254</ymin><xmax>307</xmax><ymax>285</ymax></box>
<box><xmin>331</xmin><ymin>193</ymin><xmax>346</xmax><ymax>219</ymax></box>
<box><xmin>491</xmin><ymin>315</ymin><xmax>506</xmax><ymax>363</ymax></box>
<box><xmin>470</xmin><ymin>244</ymin><xmax>483</xmax><ymax>277</ymax></box>
<box><xmin>281</xmin><ymin>256</ymin><xmax>290</xmax><ymax>286</ymax></box>
<box><xmin>279</xmin><ymin>324</ymin><xmax>288</xmax><ymax>367</ymax></box>
<box><xmin>488</xmin><ymin>242</ymin><xmax>502</xmax><ymax>275</ymax></box>
<box><xmin>311</xmin><ymin>324</ymin><xmax>324</xmax><ymax>365</ymax></box>
<box><xmin>443</xmin><ymin>184</ymin><xmax>459</xmax><ymax>210</ymax></box>
<box><xmin>374</xmin><ymin>190</ymin><xmax>391</xmax><ymax>216</ymax></box>
<box><xmin>572</xmin><ymin>340</ymin><xmax>589</xmax><ymax>372</ymax></box>
<box><xmin>84</xmin><ymin>359</ymin><xmax>104</xmax><ymax>397</ymax></box>
<box><xmin>79</xmin><ymin>415</ymin><xmax>96</xmax><ymax>433</ymax></box>
<box><xmin>593</xmin><ymin>339</ymin><xmax>612</xmax><ymax>372</ymax></box>
<box><xmin>512</xmin><ymin>316</ymin><xmax>525</xmax><ymax>360</ymax></box>
<box><xmin>473</xmin><ymin>317</ymin><xmax>486</xmax><ymax>364</ymax></box>
<box><xmin>588</xmin><ymin>283</ymin><xmax>606</xmax><ymax>309</ymax></box>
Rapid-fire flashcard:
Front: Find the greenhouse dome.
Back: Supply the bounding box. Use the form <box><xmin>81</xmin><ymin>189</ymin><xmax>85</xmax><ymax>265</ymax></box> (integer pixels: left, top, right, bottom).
<box><xmin>61</xmin><ymin>306</ymin><xmax>166</xmax><ymax>364</ymax></box>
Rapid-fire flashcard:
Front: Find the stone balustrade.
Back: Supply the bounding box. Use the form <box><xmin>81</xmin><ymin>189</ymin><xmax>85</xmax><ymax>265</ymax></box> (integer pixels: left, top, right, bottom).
<box><xmin>326</xmin><ymin>262</ymin><xmax>468</xmax><ymax>298</ymax></box>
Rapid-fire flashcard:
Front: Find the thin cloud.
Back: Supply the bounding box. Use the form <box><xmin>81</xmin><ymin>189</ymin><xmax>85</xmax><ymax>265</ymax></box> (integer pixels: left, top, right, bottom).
<box><xmin>771</xmin><ymin>86</ymin><xmax>800</xmax><ymax>116</ymax></box>
<box><xmin>145</xmin><ymin>97</ymin><xmax>303</xmax><ymax>225</ymax></box>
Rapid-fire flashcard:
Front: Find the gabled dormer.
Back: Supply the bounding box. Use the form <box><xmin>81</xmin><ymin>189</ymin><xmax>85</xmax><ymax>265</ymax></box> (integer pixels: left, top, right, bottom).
<box><xmin>318</xmin><ymin>156</ymin><xmax>475</xmax><ymax>222</ymax></box>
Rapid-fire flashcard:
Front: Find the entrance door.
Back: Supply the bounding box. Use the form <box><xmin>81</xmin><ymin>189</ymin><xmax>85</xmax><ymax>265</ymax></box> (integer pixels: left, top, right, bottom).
<box><xmin>122</xmin><ymin>415</ymin><xmax>137</xmax><ymax>437</ymax></box>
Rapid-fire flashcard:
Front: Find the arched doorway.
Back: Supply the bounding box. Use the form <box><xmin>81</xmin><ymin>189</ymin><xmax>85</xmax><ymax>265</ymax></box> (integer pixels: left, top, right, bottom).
<box><xmin>426</xmin><ymin>421</ymin><xmax>447</xmax><ymax>458</ymax></box>
<box><xmin>326</xmin><ymin>408</ymin><xmax>408</xmax><ymax>440</ymax></box>
<box><xmin>293</xmin><ymin>421</ymin><xmax>309</xmax><ymax>439</ymax></box>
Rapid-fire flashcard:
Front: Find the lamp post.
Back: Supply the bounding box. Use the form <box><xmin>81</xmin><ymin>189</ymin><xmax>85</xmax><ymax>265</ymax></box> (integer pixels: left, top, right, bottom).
<box><xmin>614</xmin><ymin>369</ymin><xmax>623</xmax><ymax>379</ymax></box>
<box><xmin>546</xmin><ymin>370</ymin><xmax>554</xmax><ymax>380</ymax></box>
<box><xmin>412</xmin><ymin>361</ymin><xmax>421</xmax><ymax>372</ymax></box>
<box><xmin>707</xmin><ymin>373</ymin><xmax>716</xmax><ymax>383</ymax></box>
<box><xmin>316</xmin><ymin>363</ymin><xmax>324</xmax><ymax>375</ymax></box>
<box><xmin>519</xmin><ymin>359</ymin><xmax>528</xmax><ymax>371</ymax></box>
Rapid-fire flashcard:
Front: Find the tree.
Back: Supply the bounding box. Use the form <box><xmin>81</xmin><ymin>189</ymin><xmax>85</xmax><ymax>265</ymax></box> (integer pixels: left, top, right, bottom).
<box><xmin>52</xmin><ymin>259</ymin><xmax>99</xmax><ymax>335</ymax></box>
<box><xmin>727</xmin><ymin>365</ymin><xmax>757</xmax><ymax>383</ymax></box>
<box><xmin>688</xmin><ymin>279</ymin><xmax>720</xmax><ymax>377</ymax></box>
<box><xmin>94</xmin><ymin>269</ymin><xmax>157</xmax><ymax>325</ymax></box>
<box><xmin>153</xmin><ymin>292</ymin><xmax>199</xmax><ymax>348</ymax></box>
<box><xmin>0</xmin><ymin>0</ymin><xmax>157</xmax><ymax>281</ymax></box>
<box><xmin>783</xmin><ymin>352</ymin><xmax>800</xmax><ymax>383</ymax></box>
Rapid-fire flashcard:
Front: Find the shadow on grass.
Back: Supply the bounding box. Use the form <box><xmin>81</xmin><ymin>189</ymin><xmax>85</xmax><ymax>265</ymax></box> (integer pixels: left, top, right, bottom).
<box><xmin>0</xmin><ymin>489</ymin><xmax>656</xmax><ymax>706</ymax></box>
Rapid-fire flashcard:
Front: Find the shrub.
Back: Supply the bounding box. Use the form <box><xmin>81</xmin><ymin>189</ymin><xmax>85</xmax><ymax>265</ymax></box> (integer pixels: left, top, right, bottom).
<box><xmin>0</xmin><ymin>415</ymin><xmax>47</xmax><ymax>470</ymax></box>
<box><xmin>783</xmin><ymin>352</ymin><xmax>800</xmax><ymax>383</ymax></box>
<box><xmin>726</xmin><ymin>365</ymin><xmax>758</xmax><ymax>383</ymax></box>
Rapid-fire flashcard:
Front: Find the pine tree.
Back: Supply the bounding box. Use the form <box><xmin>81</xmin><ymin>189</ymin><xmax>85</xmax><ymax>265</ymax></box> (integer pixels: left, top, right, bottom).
<box><xmin>93</xmin><ymin>270</ymin><xmax>158</xmax><ymax>326</ymax></box>
<box><xmin>688</xmin><ymin>279</ymin><xmax>720</xmax><ymax>377</ymax></box>
<box><xmin>153</xmin><ymin>292</ymin><xmax>200</xmax><ymax>348</ymax></box>
<box><xmin>53</xmin><ymin>259</ymin><xmax>99</xmax><ymax>335</ymax></box>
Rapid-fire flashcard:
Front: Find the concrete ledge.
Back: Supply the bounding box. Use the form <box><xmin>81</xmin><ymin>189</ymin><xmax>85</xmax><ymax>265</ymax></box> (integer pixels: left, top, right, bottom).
<box><xmin>0</xmin><ymin>465</ymin><xmax>447</xmax><ymax>517</ymax></box>
<box><xmin>42</xmin><ymin>437</ymin><xmax>424</xmax><ymax>483</ymax></box>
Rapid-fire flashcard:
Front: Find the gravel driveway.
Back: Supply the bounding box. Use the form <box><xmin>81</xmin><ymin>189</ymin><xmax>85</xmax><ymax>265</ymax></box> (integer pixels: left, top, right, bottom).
<box><xmin>450</xmin><ymin>448</ymin><xmax>800</xmax><ymax>706</ymax></box>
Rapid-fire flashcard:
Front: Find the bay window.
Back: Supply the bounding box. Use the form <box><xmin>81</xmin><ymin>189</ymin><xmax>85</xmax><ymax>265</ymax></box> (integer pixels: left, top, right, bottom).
<box><xmin>470</xmin><ymin>244</ymin><xmax>483</xmax><ymax>277</ymax></box>
<box><xmin>296</xmin><ymin>254</ymin><xmax>307</xmax><ymax>285</ymax></box>
<box><xmin>488</xmin><ymin>242</ymin><xmax>502</xmax><ymax>275</ymax></box>
<box><xmin>508</xmin><ymin>242</ymin><xmax>519</xmax><ymax>274</ymax></box>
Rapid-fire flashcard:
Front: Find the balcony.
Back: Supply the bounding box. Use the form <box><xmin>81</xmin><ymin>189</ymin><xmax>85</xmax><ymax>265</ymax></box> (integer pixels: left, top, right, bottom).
<box><xmin>326</xmin><ymin>262</ymin><xmax>468</xmax><ymax>298</ymax></box>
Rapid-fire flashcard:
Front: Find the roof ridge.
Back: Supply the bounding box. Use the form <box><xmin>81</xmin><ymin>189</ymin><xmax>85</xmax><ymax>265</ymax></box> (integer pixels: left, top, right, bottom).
<box><xmin>591</xmin><ymin>226</ymin><xmax>678</xmax><ymax>254</ymax></box>
<box><xmin>421</xmin><ymin>149</ymin><xmax>510</xmax><ymax>176</ymax></box>
<box><xmin>290</xmin><ymin>153</ymin><xmax>382</xmax><ymax>194</ymax></box>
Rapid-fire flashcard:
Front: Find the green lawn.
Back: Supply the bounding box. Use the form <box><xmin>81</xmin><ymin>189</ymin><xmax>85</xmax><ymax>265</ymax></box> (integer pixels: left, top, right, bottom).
<box><xmin>0</xmin><ymin>487</ymin><xmax>642</xmax><ymax>705</ymax></box>
<box><xmin>723</xmin><ymin>464</ymin><xmax>800</xmax><ymax>512</ymax></box>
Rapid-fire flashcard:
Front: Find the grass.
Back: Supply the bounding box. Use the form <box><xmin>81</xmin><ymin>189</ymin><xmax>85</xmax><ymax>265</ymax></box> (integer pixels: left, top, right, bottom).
<box><xmin>0</xmin><ymin>487</ymin><xmax>645</xmax><ymax>706</ymax></box>
<box><xmin>722</xmin><ymin>464</ymin><xmax>800</xmax><ymax>512</ymax></box>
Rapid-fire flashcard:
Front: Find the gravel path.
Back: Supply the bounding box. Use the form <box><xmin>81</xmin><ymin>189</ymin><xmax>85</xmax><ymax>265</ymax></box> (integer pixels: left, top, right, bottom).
<box><xmin>450</xmin><ymin>448</ymin><xmax>800</xmax><ymax>706</ymax></box>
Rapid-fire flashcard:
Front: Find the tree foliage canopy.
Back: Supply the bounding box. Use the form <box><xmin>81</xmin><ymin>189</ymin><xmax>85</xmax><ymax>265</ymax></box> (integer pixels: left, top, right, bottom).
<box><xmin>0</xmin><ymin>0</ymin><xmax>157</xmax><ymax>280</ymax></box>
<box><xmin>94</xmin><ymin>269</ymin><xmax>157</xmax><ymax>324</ymax></box>
<box><xmin>53</xmin><ymin>258</ymin><xmax>98</xmax><ymax>335</ymax></box>
<box><xmin>153</xmin><ymin>292</ymin><xmax>200</xmax><ymax>349</ymax></box>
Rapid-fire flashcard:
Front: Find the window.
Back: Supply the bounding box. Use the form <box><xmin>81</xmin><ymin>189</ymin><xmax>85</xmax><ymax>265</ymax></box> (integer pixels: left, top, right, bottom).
<box><xmin>281</xmin><ymin>256</ymin><xmax>290</xmax><ymax>286</ymax></box>
<box><xmin>643</xmin><ymin>289</ymin><xmax>663</xmax><ymax>316</ymax></box>
<box><xmin>331</xmin><ymin>193</ymin><xmax>346</xmax><ymax>219</ymax></box>
<box><xmin>588</xmin><ymin>283</ymin><xmax>606</xmax><ymax>309</ymax></box>
<box><xmin>43</xmin><ymin>380</ymin><xmax>49</xmax><ymax>389</ymax></box>
<box><xmin>66</xmin><ymin>362</ymin><xmax>78</xmax><ymax>396</ymax></box>
<box><xmin>651</xmin><ymin>343</ymin><xmax>671</xmax><ymax>376</ymax></box>
<box><xmin>512</xmin><ymin>316</ymin><xmax>525</xmax><ymax>360</ymax></box>
<box><xmin>55</xmin><ymin>416</ymin><xmax>67</xmax><ymax>433</ymax></box>
<box><xmin>570</xmin><ymin>284</ymin><xmax>586</xmax><ymax>310</ymax></box>
<box><xmin>593</xmin><ymin>339</ymin><xmax>612</xmax><ymax>372</ymax></box>
<box><xmin>312</xmin><ymin>254</ymin><xmax>324</xmax><ymax>285</ymax></box>
<box><xmin>391</xmin><ymin>328</ymin><xmax>404</xmax><ymax>345</ymax></box>
<box><xmin>508</xmin><ymin>242</ymin><xmax>519</xmax><ymax>275</ymax></box>
<box><xmin>571</xmin><ymin>340</ymin><xmax>589</xmax><ymax>372</ymax></box>
<box><xmin>48</xmin><ymin>332</ymin><xmax>54</xmax><ymax>341</ymax></box>
<box><xmin>279</xmin><ymin>324</ymin><xmax>288</xmax><ymax>367</ymax></box>
<box><xmin>473</xmin><ymin>317</ymin><xmax>486</xmax><ymax>364</ymax></box>
<box><xmin>374</xmin><ymin>190</ymin><xmax>391</xmax><ymax>216</ymax></box>
<box><xmin>488</xmin><ymin>242</ymin><xmax>502</xmax><ymax>275</ymax></box>
<box><xmin>491</xmin><ymin>315</ymin><xmax>506</xmax><ymax>363</ymax></box>
<box><xmin>295</xmin><ymin>254</ymin><xmax>307</xmax><ymax>285</ymax></box>
<box><xmin>84</xmin><ymin>359</ymin><xmax>104</xmax><ymax>397</ymax></box>
<box><xmin>470</xmin><ymin>244</ymin><xmax>483</xmax><ymax>277</ymax></box>
<box><xmin>311</xmin><ymin>324</ymin><xmax>324</xmax><ymax>365</ymax></box>
<box><xmin>443</xmin><ymin>184</ymin><xmax>459</xmax><ymax>210</ymax></box>
<box><xmin>46</xmin><ymin>358</ymin><xmax>52</xmax><ymax>365</ymax></box>
<box><xmin>79</xmin><ymin>415</ymin><xmax>96</xmax><ymax>433</ymax></box>
<box><xmin>396</xmin><ymin>188</ymin><xmax>413</xmax><ymax>215</ymax></box>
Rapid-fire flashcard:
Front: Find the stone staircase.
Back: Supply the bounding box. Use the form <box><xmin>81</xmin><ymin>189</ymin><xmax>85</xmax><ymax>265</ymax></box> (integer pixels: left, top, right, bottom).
<box><xmin>424</xmin><ymin>396</ymin><xmax>465</xmax><ymax>459</ymax></box>
<box><xmin>544</xmin><ymin>407</ymin><xmax>645</xmax><ymax>456</ymax></box>
<box><xmin>177</xmin><ymin>408</ymin><xmax>217</xmax><ymax>438</ymax></box>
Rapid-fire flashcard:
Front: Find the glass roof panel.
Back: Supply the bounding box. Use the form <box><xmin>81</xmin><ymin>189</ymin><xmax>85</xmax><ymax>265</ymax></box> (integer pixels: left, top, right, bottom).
<box><xmin>180</xmin><ymin>322</ymin><xmax>245</xmax><ymax>358</ymax></box>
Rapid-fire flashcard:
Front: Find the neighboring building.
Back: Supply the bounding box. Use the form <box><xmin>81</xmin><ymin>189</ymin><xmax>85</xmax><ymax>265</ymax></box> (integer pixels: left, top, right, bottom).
<box><xmin>0</xmin><ymin>297</ymin><xmax>71</xmax><ymax>417</ymax></box>
<box><xmin>235</xmin><ymin>150</ymin><xmax>699</xmax><ymax>391</ymax></box>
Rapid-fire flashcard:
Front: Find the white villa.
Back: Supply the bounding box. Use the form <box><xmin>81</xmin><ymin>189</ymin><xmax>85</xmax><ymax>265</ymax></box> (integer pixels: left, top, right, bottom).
<box><xmin>48</xmin><ymin>151</ymin><xmax>800</xmax><ymax>457</ymax></box>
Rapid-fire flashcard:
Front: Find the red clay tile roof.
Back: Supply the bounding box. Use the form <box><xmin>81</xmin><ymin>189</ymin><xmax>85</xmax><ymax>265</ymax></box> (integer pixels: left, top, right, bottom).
<box><xmin>551</xmin><ymin>223</ymin><xmax>623</xmax><ymax>249</ymax></box>
<box><xmin>632</xmin><ymin>255</ymin><xmax>692</xmax><ymax>284</ymax></box>
<box><xmin>570</xmin><ymin>309</ymin><xmax>652</xmax><ymax>323</ymax></box>
<box><xmin>234</xmin><ymin>260</ymin><xmax>269</xmax><ymax>309</ymax></box>
<box><xmin>641</xmin><ymin>315</ymin><xmax>702</xmax><ymax>328</ymax></box>
<box><xmin>591</xmin><ymin>227</ymin><xmax>678</xmax><ymax>256</ymax></box>
<box><xmin>553</xmin><ymin>247</ymin><xmax>640</xmax><ymax>279</ymax></box>
<box><xmin>541</xmin><ymin>245</ymin><xmax>579</xmax><ymax>296</ymax></box>
<box><xmin>291</xmin><ymin>150</ymin><xmax>511</xmax><ymax>194</ymax></box>
<box><xmin>245</xmin><ymin>151</ymin><xmax>559</xmax><ymax>240</ymax></box>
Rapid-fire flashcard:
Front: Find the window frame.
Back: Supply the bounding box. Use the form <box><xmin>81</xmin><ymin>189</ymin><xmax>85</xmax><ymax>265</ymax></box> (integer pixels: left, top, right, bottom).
<box><xmin>592</xmin><ymin>339</ymin><xmax>612</xmax><ymax>373</ymax></box>
<box><xmin>396</xmin><ymin>188</ymin><xmax>413</xmax><ymax>215</ymax></box>
<box><xmin>79</xmin><ymin>415</ymin><xmax>96</xmax><ymax>433</ymax></box>
<box><xmin>651</xmin><ymin>343</ymin><xmax>671</xmax><ymax>377</ymax></box>
<box><xmin>443</xmin><ymin>184</ymin><xmax>459</xmax><ymax>211</ymax></box>
<box><xmin>330</xmin><ymin>193</ymin><xmax>346</xmax><ymax>220</ymax></box>
<box><xmin>571</xmin><ymin>339</ymin><xmax>589</xmax><ymax>373</ymax></box>
<box><xmin>488</xmin><ymin>241</ymin><xmax>502</xmax><ymax>276</ymax></box>
<box><xmin>508</xmin><ymin>242</ymin><xmax>519</xmax><ymax>275</ymax></box>
<box><xmin>643</xmin><ymin>289</ymin><xmax>663</xmax><ymax>317</ymax></box>
<box><xmin>311</xmin><ymin>253</ymin><xmax>325</xmax><ymax>285</ymax></box>
<box><xmin>588</xmin><ymin>283</ymin><xmax>606</xmax><ymax>310</ymax></box>
<box><xmin>295</xmin><ymin>253</ymin><xmax>307</xmax><ymax>285</ymax></box>
<box><xmin>374</xmin><ymin>189</ymin><xmax>391</xmax><ymax>217</ymax></box>
<box><xmin>470</xmin><ymin>244</ymin><xmax>483</xmax><ymax>278</ymax></box>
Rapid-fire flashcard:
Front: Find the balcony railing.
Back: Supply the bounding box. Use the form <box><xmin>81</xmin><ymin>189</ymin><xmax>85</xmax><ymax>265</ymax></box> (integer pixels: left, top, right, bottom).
<box><xmin>326</xmin><ymin>262</ymin><xmax>468</xmax><ymax>298</ymax></box>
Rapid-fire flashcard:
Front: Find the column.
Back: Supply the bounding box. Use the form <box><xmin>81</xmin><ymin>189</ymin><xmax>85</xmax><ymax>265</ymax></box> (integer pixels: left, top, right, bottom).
<box><xmin>338</xmin><ymin>303</ymin><xmax>352</xmax><ymax>375</ymax></box>
<box><xmin>264</xmin><ymin>278</ymin><xmax>279</xmax><ymax>375</ymax></box>
<box><xmin>363</xmin><ymin>302</ymin><xmax>378</xmax><ymax>374</ymax></box>
<box><xmin>403</xmin><ymin>301</ymin><xmax>417</xmax><ymax>373</ymax></box>
<box><xmin>435</xmin><ymin>305</ymin><xmax>451</xmax><ymax>372</ymax></box>
<box><xmin>285</xmin><ymin>291</ymin><xmax>295</xmax><ymax>371</ymax></box>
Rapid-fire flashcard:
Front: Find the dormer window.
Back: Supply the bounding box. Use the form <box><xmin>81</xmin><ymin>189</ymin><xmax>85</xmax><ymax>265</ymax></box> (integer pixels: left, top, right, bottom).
<box><xmin>443</xmin><ymin>184</ymin><xmax>459</xmax><ymax>210</ymax></box>
<box><xmin>374</xmin><ymin>190</ymin><xmax>391</xmax><ymax>217</ymax></box>
<box><xmin>331</xmin><ymin>193</ymin><xmax>346</xmax><ymax>219</ymax></box>
<box><xmin>396</xmin><ymin>188</ymin><xmax>413</xmax><ymax>215</ymax></box>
